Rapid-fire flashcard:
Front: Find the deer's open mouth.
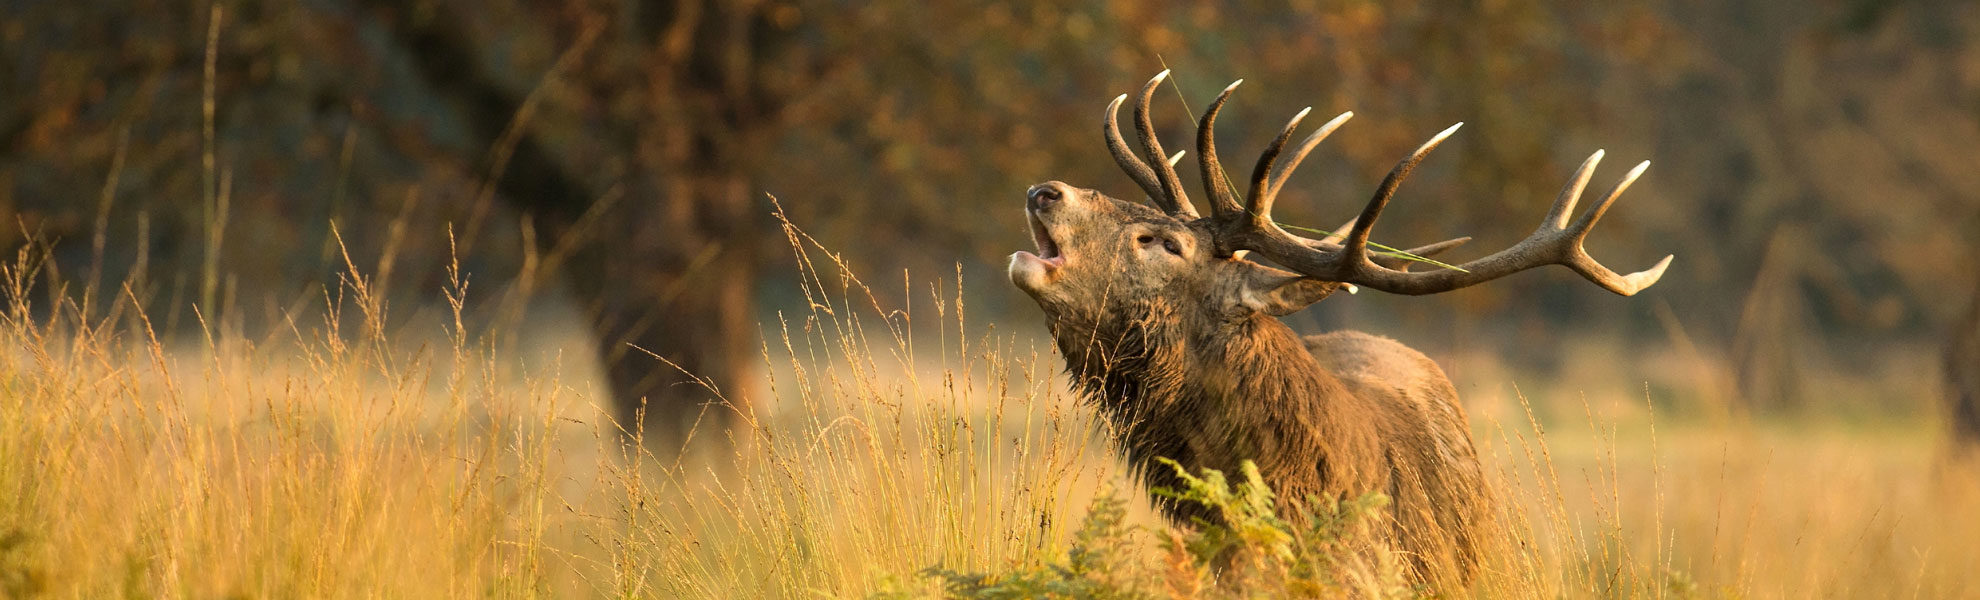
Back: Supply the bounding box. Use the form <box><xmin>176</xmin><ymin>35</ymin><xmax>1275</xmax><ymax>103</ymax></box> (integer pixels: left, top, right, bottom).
<box><xmin>1022</xmin><ymin>208</ymin><xmax>1067</xmax><ymax>269</ymax></box>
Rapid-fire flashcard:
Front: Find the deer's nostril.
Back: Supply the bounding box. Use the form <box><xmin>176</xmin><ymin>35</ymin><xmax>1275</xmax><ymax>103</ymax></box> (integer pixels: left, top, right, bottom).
<box><xmin>1028</xmin><ymin>184</ymin><xmax>1064</xmax><ymax>210</ymax></box>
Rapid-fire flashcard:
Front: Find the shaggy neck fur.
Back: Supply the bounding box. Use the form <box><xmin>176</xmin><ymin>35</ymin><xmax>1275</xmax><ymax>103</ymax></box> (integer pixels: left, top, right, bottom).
<box><xmin>1048</xmin><ymin>299</ymin><xmax>1389</xmax><ymax>522</ymax></box>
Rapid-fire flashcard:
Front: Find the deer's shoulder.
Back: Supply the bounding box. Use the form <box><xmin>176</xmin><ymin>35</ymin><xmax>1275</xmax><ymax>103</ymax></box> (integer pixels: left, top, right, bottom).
<box><xmin>1300</xmin><ymin>331</ymin><xmax>1456</xmax><ymax>403</ymax></box>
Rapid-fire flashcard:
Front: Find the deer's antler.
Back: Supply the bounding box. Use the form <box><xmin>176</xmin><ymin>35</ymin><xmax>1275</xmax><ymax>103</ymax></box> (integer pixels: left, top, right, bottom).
<box><xmin>1111</xmin><ymin>72</ymin><xmax>1673</xmax><ymax>296</ymax></box>
<box><xmin>1107</xmin><ymin>70</ymin><xmax>1202</xmax><ymax>218</ymax></box>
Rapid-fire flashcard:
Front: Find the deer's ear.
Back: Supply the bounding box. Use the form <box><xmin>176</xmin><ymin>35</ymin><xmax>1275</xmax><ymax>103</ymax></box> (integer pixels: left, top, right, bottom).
<box><xmin>1237</xmin><ymin>264</ymin><xmax>1343</xmax><ymax>316</ymax></box>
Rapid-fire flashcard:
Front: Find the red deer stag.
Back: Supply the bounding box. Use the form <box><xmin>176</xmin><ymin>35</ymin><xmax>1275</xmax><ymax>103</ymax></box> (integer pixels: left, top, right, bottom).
<box><xmin>1008</xmin><ymin>71</ymin><xmax>1672</xmax><ymax>587</ymax></box>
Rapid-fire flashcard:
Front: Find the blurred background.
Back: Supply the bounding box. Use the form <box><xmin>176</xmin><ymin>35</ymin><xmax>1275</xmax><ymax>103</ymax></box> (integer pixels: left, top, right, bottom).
<box><xmin>5</xmin><ymin>0</ymin><xmax>1978</xmax><ymax>443</ymax></box>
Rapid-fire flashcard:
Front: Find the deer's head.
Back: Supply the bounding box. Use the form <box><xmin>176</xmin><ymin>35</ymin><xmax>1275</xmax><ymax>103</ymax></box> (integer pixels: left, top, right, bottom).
<box><xmin>1009</xmin><ymin>180</ymin><xmax>1342</xmax><ymax>326</ymax></box>
<box><xmin>1010</xmin><ymin>71</ymin><xmax>1672</xmax><ymax>335</ymax></box>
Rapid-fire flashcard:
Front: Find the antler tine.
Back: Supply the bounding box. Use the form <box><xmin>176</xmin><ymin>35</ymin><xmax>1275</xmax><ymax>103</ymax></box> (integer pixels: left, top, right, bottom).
<box><xmin>1245</xmin><ymin>107</ymin><xmax>1313</xmax><ymax>223</ymax></box>
<box><xmin>1105</xmin><ymin>94</ymin><xmax>1166</xmax><ymax>204</ymax></box>
<box><xmin>1196</xmin><ymin>80</ymin><xmax>1244</xmax><ymax>220</ymax></box>
<box><xmin>1265</xmin><ymin>111</ymin><xmax>1354</xmax><ymax>202</ymax></box>
<box><xmin>1569</xmin><ymin>252</ymin><xmax>1673</xmax><ymax>296</ymax></box>
<box><xmin>1562</xmin><ymin>160</ymin><xmax>1669</xmax><ymax>296</ymax></box>
<box><xmin>1134</xmin><ymin>70</ymin><xmax>1198</xmax><ymax>217</ymax></box>
<box><xmin>1318</xmin><ymin>217</ymin><xmax>1356</xmax><ymax>245</ymax></box>
<box><xmin>1542</xmin><ymin>150</ymin><xmax>1603</xmax><ymax>230</ymax></box>
<box><xmin>1373</xmin><ymin>237</ymin><xmax>1471</xmax><ymax>271</ymax></box>
<box><xmin>1567</xmin><ymin>160</ymin><xmax>1649</xmax><ymax>238</ymax></box>
<box><xmin>1340</xmin><ymin>123</ymin><xmax>1463</xmax><ymax>261</ymax></box>
<box><xmin>1300</xmin><ymin>217</ymin><xmax>1470</xmax><ymax>271</ymax></box>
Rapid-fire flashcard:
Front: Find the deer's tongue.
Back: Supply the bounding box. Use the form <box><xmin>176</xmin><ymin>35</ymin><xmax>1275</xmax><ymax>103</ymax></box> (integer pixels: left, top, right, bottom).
<box><xmin>1011</xmin><ymin>250</ymin><xmax>1064</xmax><ymax>270</ymax></box>
<box><xmin>1027</xmin><ymin>210</ymin><xmax>1064</xmax><ymax>265</ymax></box>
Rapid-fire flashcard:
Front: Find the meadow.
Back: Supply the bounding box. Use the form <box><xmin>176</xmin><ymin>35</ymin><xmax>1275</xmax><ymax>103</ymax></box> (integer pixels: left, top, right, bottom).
<box><xmin>0</xmin><ymin>224</ymin><xmax>1974</xmax><ymax>600</ymax></box>
<box><xmin>7</xmin><ymin>1</ymin><xmax>1978</xmax><ymax>597</ymax></box>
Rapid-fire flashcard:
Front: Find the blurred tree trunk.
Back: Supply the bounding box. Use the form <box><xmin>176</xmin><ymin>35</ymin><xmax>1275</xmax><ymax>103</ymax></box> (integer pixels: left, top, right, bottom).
<box><xmin>577</xmin><ymin>0</ymin><xmax>803</xmax><ymax>450</ymax></box>
<box><xmin>371</xmin><ymin>0</ymin><xmax>796</xmax><ymax>450</ymax></box>
<box><xmin>566</xmin><ymin>155</ymin><xmax>763</xmax><ymax>450</ymax></box>
<box><xmin>1948</xmin><ymin>280</ymin><xmax>1980</xmax><ymax>455</ymax></box>
<box><xmin>1731</xmin><ymin>227</ymin><xmax>1812</xmax><ymax>412</ymax></box>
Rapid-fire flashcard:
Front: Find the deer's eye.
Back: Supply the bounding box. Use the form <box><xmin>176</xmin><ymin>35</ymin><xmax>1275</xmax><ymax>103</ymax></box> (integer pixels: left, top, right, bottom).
<box><xmin>1161</xmin><ymin>239</ymin><xmax>1182</xmax><ymax>255</ymax></box>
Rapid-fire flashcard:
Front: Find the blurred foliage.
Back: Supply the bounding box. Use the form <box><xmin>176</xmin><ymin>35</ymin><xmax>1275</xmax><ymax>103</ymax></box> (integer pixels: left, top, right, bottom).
<box><xmin>3</xmin><ymin>0</ymin><xmax>1978</xmax><ymax>411</ymax></box>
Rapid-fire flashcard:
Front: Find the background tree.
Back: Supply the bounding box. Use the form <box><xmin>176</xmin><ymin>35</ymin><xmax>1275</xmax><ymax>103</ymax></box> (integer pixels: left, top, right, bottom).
<box><xmin>358</xmin><ymin>0</ymin><xmax>836</xmax><ymax>446</ymax></box>
<box><xmin>1949</xmin><ymin>278</ymin><xmax>1980</xmax><ymax>458</ymax></box>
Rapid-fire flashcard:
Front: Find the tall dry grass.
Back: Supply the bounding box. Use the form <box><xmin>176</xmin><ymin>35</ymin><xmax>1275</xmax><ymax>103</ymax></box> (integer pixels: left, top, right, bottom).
<box><xmin>1</xmin><ymin>217</ymin><xmax>1977</xmax><ymax>598</ymax></box>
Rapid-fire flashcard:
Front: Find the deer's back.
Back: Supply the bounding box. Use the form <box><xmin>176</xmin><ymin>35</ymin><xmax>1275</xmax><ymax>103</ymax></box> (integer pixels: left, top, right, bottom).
<box><xmin>1302</xmin><ymin>330</ymin><xmax>1490</xmax><ymax>585</ymax></box>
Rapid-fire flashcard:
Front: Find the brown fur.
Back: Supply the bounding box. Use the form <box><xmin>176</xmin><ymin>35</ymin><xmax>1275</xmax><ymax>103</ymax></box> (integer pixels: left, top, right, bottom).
<box><xmin>1010</xmin><ymin>184</ymin><xmax>1489</xmax><ymax>588</ymax></box>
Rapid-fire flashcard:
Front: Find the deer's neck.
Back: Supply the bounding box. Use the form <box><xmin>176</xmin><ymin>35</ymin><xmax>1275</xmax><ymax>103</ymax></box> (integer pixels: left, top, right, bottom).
<box><xmin>1052</xmin><ymin>306</ymin><xmax>1385</xmax><ymax>497</ymax></box>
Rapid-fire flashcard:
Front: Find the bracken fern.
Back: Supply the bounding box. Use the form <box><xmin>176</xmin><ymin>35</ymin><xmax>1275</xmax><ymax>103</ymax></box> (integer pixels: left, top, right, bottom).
<box><xmin>917</xmin><ymin>459</ymin><xmax>1412</xmax><ymax>599</ymax></box>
